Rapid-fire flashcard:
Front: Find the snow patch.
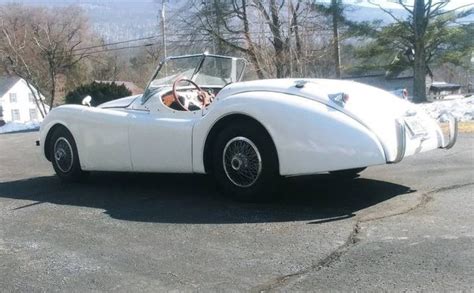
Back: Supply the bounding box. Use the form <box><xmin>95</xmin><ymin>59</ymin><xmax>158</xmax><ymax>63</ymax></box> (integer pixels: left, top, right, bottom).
<box><xmin>0</xmin><ymin>121</ymin><xmax>40</xmax><ymax>134</ymax></box>
<box><xmin>417</xmin><ymin>96</ymin><xmax>474</xmax><ymax>122</ymax></box>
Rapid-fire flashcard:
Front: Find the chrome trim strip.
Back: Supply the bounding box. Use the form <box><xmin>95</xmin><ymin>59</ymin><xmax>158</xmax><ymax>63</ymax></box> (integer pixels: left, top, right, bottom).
<box><xmin>389</xmin><ymin>119</ymin><xmax>406</xmax><ymax>164</ymax></box>
<box><xmin>440</xmin><ymin>113</ymin><xmax>458</xmax><ymax>149</ymax></box>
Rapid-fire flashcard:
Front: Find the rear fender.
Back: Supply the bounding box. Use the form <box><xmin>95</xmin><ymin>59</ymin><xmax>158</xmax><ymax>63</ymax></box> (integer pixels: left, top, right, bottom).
<box><xmin>193</xmin><ymin>92</ymin><xmax>387</xmax><ymax>176</ymax></box>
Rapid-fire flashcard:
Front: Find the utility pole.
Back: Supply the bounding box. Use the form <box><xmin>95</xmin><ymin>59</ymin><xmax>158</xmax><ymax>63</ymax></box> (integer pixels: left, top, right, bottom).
<box><xmin>288</xmin><ymin>0</ymin><xmax>292</xmax><ymax>77</ymax></box>
<box><xmin>331</xmin><ymin>0</ymin><xmax>341</xmax><ymax>78</ymax></box>
<box><xmin>161</xmin><ymin>0</ymin><xmax>167</xmax><ymax>60</ymax></box>
<box><xmin>206</xmin><ymin>0</ymin><xmax>224</xmax><ymax>54</ymax></box>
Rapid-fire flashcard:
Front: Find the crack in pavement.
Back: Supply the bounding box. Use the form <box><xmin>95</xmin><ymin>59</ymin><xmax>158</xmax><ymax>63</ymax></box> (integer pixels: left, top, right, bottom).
<box><xmin>251</xmin><ymin>223</ymin><xmax>362</xmax><ymax>293</ymax></box>
<box><xmin>360</xmin><ymin>182</ymin><xmax>474</xmax><ymax>223</ymax></box>
<box><xmin>251</xmin><ymin>182</ymin><xmax>474</xmax><ymax>292</ymax></box>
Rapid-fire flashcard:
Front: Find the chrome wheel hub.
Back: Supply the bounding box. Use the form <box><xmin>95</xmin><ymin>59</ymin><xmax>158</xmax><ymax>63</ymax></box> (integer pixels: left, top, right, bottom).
<box><xmin>231</xmin><ymin>154</ymin><xmax>246</xmax><ymax>171</ymax></box>
<box><xmin>223</xmin><ymin>137</ymin><xmax>262</xmax><ymax>188</ymax></box>
<box><xmin>53</xmin><ymin>137</ymin><xmax>74</xmax><ymax>173</ymax></box>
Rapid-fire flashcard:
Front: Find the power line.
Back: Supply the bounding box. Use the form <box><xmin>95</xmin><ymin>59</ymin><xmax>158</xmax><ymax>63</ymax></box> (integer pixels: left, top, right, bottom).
<box><xmin>72</xmin><ymin>26</ymin><xmax>338</xmax><ymax>53</ymax></box>
<box><xmin>73</xmin><ymin>42</ymin><xmax>158</xmax><ymax>56</ymax></box>
<box><xmin>72</xmin><ymin>38</ymin><xmax>224</xmax><ymax>56</ymax></box>
<box><xmin>74</xmin><ymin>33</ymin><xmax>337</xmax><ymax>56</ymax></box>
<box><xmin>68</xmin><ymin>28</ymin><xmax>341</xmax><ymax>56</ymax></box>
<box><xmin>73</xmin><ymin>35</ymin><xmax>160</xmax><ymax>52</ymax></box>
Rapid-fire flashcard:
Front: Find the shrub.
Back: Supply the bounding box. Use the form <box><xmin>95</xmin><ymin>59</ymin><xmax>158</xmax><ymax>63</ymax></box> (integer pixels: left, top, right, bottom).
<box><xmin>65</xmin><ymin>81</ymin><xmax>132</xmax><ymax>106</ymax></box>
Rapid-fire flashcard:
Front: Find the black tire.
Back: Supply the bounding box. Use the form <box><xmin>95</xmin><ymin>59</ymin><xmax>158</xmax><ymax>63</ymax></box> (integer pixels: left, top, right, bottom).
<box><xmin>330</xmin><ymin>167</ymin><xmax>366</xmax><ymax>179</ymax></box>
<box><xmin>211</xmin><ymin>120</ymin><xmax>280</xmax><ymax>202</ymax></box>
<box><xmin>49</xmin><ymin>126</ymin><xmax>87</xmax><ymax>182</ymax></box>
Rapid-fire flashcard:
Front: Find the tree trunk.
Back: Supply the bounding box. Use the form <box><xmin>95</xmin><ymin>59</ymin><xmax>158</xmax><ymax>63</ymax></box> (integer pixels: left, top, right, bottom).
<box><xmin>412</xmin><ymin>0</ymin><xmax>427</xmax><ymax>103</ymax></box>
<box><xmin>241</xmin><ymin>0</ymin><xmax>265</xmax><ymax>79</ymax></box>
<box><xmin>288</xmin><ymin>0</ymin><xmax>302</xmax><ymax>76</ymax></box>
<box><xmin>49</xmin><ymin>72</ymin><xmax>56</xmax><ymax>109</ymax></box>
<box><xmin>413</xmin><ymin>39</ymin><xmax>427</xmax><ymax>103</ymax></box>
<box><xmin>269</xmin><ymin>0</ymin><xmax>286</xmax><ymax>78</ymax></box>
<box><xmin>247</xmin><ymin>44</ymin><xmax>265</xmax><ymax>79</ymax></box>
<box><xmin>212</xmin><ymin>0</ymin><xmax>225</xmax><ymax>54</ymax></box>
<box><xmin>25</xmin><ymin>81</ymin><xmax>45</xmax><ymax>118</ymax></box>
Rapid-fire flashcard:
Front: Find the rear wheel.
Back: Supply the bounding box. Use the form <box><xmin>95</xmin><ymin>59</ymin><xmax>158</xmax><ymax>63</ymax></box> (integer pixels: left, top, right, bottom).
<box><xmin>212</xmin><ymin>121</ymin><xmax>279</xmax><ymax>202</ymax></box>
<box><xmin>330</xmin><ymin>167</ymin><xmax>366</xmax><ymax>179</ymax></box>
<box><xmin>49</xmin><ymin>127</ymin><xmax>87</xmax><ymax>182</ymax></box>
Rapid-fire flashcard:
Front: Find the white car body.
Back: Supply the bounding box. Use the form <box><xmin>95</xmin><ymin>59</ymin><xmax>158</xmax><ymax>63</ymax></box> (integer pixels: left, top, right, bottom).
<box><xmin>39</xmin><ymin>54</ymin><xmax>457</xmax><ymax>179</ymax></box>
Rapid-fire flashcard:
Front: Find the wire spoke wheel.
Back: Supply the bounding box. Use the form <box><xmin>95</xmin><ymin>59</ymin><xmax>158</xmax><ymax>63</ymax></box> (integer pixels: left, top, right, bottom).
<box><xmin>223</xmin><ymin>137</ymin><xmax>262</xmax><ymax>188</ymax></box>
<box><xmin>53</xmin><ymin>137</ymin><xmax>74</xmax><ymax>173</ymax></box>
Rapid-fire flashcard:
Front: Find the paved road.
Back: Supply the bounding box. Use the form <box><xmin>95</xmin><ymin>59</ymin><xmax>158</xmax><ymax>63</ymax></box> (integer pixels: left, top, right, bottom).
<box><xmin>0</xmin><ymin>132</ymin><xmax>473</xmax><ymax>292</ymax></box>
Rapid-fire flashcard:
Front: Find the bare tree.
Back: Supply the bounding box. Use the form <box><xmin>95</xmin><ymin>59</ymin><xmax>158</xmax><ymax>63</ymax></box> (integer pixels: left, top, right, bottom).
<box><xmin>31</xmin><ymin>7</ymin><xmax>92</xmax><ymax>107</ymax></box>
<box><xmin>252</xmin><ymin>0</ymin><xmax>301</xmax><ymax>77</ymax></box>
<box><xmin>0</xmin><ymin>5</ymin><xmax>48</xmax><ymax>116</ymax></box>
<box><xmin>176</xmin><ymin>0</ymin><xmax>311</xmax><ymax>78</ymax></box>
<box><xmin>193</xmin><ymin>0</ymin><xmax>267</xmax><ymax>78</ymax></box>
<box><xmin>0</xmin><ymin>4</ymin><xmax>95</xmax><ymax>110</ymax></box>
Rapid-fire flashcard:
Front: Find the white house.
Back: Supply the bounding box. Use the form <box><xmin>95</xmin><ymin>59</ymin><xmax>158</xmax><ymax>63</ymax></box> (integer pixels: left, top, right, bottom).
<box><xmin>0</xmin><ymin>76</ymin><xmax>47</xmax><ymax>123</ymax></box>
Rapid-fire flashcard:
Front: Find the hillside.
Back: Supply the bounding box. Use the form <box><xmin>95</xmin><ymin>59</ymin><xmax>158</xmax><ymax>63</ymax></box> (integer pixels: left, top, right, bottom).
<box><xmin>0</xmin><ymin>0</ymin><xmax>470</xmax><ymax>42</ymax></box>
<box><xmin>0</xmin><ymin>0</ymin><xmax>406</xmax><ymax>41</ymax></box>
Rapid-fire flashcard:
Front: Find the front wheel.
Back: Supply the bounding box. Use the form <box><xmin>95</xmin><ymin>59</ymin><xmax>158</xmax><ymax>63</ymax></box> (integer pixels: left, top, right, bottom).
<box><xmin>212</xmin><ymin>121</ymin><xmax>280</xmax><ymax>202</ymax></box>
<box><xmin>49</xmin><ymin>127</ymin><xmax>87</xmax><ymax>182</ymax></box>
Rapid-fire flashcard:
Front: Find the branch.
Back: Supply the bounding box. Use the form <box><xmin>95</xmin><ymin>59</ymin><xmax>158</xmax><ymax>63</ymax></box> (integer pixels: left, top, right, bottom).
<box><xmin>432</xmin><ymin>3</ymin><xmax>474</xmax><ymax>17</ymax></box>
<box><xmin>396</xmin><ymin>0</ymin><xmax>414</xmax><ymax>16</ymax></box>
<box><xmin>252</xmin><ymin>0</ymin><xmax>271</xmax><ymax>24</ymax></box>
<box><xmin>367</xmin><ymin>0</ymin><xmax>413</xmax><ymax>30</ymax></box>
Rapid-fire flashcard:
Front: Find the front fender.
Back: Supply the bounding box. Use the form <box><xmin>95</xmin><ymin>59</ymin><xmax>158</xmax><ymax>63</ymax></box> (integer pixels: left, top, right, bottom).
<box><xmin>39</xmin><ymin>106</ymin><xmax>87</xmax><ymax>161</ymax></box>
<box><xmin>40</xmin><ymin>105</ymin><xmax>132</xmax><ymax>172</ymax></box>
<box><xmin>193</xmin><ymin>92</ymin><xmax>387</xmax><ymax>176</ymax></box>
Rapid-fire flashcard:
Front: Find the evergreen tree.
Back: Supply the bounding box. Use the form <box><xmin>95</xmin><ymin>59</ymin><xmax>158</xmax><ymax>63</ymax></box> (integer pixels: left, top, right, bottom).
<box><xmin>359</xmin><ymin>1</ymin><xmax>473</xmax><ymax>102</ymax></box>
<box><xmin>65</xmin><ymin>81</ymin><xmax>132</xmax><ymax>106</ymax></box>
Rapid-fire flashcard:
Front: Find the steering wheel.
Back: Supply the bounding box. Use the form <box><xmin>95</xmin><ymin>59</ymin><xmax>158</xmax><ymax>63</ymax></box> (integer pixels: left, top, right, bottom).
<box><xmin>172</xmin><ymin>77</ymin><xmax>211</xmax><ymax>111</ymax></box>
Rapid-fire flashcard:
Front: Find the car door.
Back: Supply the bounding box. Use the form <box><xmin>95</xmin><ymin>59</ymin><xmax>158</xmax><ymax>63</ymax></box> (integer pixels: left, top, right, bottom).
<box><xmin>128</xmin><ymin>107</ymin><xmax>198</xmax><ymax>173</ymax></box>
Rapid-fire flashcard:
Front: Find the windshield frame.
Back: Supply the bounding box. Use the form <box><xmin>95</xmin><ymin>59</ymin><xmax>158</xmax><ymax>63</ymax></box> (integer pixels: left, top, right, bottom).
<box><xmin>142</xmin><ymin>53</ymin><xmax>247</xmax><ymax>104</ymax></box>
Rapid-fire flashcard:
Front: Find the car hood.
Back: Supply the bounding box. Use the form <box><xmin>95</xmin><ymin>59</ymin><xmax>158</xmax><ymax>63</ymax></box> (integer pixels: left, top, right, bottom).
<box><xmin>97</xmin><ymin>95</ymin><xmax>141</xmax><ymax>109</ymax></box>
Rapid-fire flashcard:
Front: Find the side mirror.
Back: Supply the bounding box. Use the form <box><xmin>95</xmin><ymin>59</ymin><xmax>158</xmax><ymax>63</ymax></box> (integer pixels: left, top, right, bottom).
<box><xmin>82</xmin><ymin>95</ymin><xmax>92</xmax><ymax>107</ymax></box>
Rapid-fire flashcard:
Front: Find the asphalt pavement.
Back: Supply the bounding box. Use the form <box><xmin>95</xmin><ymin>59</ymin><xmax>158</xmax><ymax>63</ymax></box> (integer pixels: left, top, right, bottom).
<box><xmin>0</xmin><ymin>131</ymin><xmax>473</xmax><ymax>292</ymax></box>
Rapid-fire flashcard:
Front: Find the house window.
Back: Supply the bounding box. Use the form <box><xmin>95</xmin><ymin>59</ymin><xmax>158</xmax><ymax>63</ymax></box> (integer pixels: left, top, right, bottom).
<box><xmin>29</xmin><ymin>93</ymin><xmax>35</xmax><ymax>103</ymax></box>
<box><xmin>11</xmin><ymin>109</ymin><xmax>20</xmax><ymax>121</ymax></box>
<box><xmin>9</xmin><ymin>93</ymin><xmax>17</xmax><ymax>103</ymax></box>
<box><xmin>29</xmin><ymin>108</ymin><xmax>38</xmax><ymax>120</ymax></box>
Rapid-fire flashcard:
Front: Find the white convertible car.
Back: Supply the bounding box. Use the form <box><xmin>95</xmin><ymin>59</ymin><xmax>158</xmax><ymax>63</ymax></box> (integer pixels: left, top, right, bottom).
<box><xmin>39</xmin><ymin>53</ymin><xmax>457</xmax><ymax>201</ymax></box>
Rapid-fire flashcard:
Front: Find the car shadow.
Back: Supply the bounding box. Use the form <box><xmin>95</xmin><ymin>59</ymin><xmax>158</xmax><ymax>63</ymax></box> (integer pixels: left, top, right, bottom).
<box><xmin>0</xmin><ymin>173</ymin><xmax>414</xmax><ymax>224</ymax></box>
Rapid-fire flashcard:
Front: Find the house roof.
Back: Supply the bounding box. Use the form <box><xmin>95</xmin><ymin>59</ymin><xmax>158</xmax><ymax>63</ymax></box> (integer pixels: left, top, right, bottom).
<box><xmin>95</xmin><ymin>80</ymin><xmax>144</xmax><ymax>95</ymax></box>
<box><xmin>0</xmin><ymin>76</ymin><xmax>21</xmax><ymax>97</ymax></box>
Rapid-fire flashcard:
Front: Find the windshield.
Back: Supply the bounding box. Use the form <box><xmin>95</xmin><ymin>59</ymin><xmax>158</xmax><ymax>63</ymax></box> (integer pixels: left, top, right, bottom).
<box><xmin>149</xmin><ymin>56</ymin><xmax>202</xmax><ymax>88</ymax></box>
<box><xmin>143</xmin><ymin>54</ymin><xmax>246</xmax><ymax>103</ymax></box>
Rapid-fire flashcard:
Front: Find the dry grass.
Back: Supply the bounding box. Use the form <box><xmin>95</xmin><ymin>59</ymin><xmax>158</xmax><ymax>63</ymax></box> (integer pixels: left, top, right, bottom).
<box><xmin>459</xmin><ymin>122</ymin><xmax>474</xmax><ymax>133</ymax></box>
<box><xmin>439</xmin><ymin>122</ymin><xmax>474</xmax><ymax>134</ymax></box>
